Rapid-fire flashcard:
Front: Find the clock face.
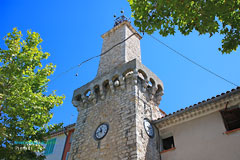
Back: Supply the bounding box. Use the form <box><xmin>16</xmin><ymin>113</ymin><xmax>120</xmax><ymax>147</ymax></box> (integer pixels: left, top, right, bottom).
<box><xmin>143</xmin><ymin>119</ymin><xmax>154</xmax><ymax>138</ymax></box>
<box><xmin>94</xmin><ymin>123</ymin><xmax>109</xmax><ymax>140</ymax></box>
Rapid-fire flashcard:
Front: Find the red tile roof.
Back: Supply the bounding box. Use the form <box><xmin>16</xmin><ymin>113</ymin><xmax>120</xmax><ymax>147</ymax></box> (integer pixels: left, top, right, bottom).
<box><xmin>154</xmin><ymin>87</ymin><xmax>240</xmax><ymax>123</ymax></box>
<box><xmin>49</xmin><ymin>123</ymin><xmax>76</xmax><ymax>137</ymax></box>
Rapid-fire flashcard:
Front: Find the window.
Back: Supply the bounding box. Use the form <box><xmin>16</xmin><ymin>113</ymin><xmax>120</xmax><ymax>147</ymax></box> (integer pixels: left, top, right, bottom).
<box><xmin>69</xmin><ymin>132</ymin><xmax>74</xmax><ymax>143</ymax></box>
<box><xmin>162</xmin><ymin>136</ymin><xmax>175</xmax><ymax>150</ymax></box>
<box><xmin>66</xmin><ymin>152</ymin><xmax>69</xmax><ymax>160</ymax></box>
<box><xmin>44</xmin><ymin>138</ymin><xmax>56</xmax><ymax>155</ymax></box>
<box><xmin>221</xmin><ymin>106</ymin><xmax>240</xmax><ymax>131</ymax></box>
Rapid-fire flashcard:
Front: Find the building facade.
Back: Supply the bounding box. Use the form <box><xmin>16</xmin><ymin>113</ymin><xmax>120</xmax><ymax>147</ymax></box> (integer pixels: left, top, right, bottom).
<box><xmin>154</xmin><ymin>88</ymin><xmax>240</xmax><ymax>160</ymax></box>
<box><xmin>43</xmin><ymin>123</ymin><xmax>75</xmax><ymax>160</ymax></box>
<box><xmin>68</xmin><ymin>18</ymin><xmax>240</xmax><ymax>160</ymax></box>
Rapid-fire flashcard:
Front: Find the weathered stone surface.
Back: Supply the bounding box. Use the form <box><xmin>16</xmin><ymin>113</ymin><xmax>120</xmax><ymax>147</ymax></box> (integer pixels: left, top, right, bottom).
<box><xmin>69</xmin><ymin>20</ymin><xmax>164</xmax><ymax>160</ymax></box>
<box><xmin>97</xmin><ymin>21</ymin><xmax>141</xmax><ymax>77</ymax></box>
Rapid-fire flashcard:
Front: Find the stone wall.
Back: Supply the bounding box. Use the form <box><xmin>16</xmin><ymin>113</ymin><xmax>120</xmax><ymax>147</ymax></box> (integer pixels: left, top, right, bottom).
<box><xmin>70</xmin><ymin>75</ymin><xmax>137</xmax><ymax>160</ymax></box>
<box><xmin>135</xmin><ymin>77</ymin><xmax>165</xmax><ymax>160</ymax></box>
<box><xmin>97</xmin><ymin>21</ymin><xmax>142</xmax><ymax>77</ymax></box>
<box><xmin>125</xmin><ymin>24</ymin><xmax>141</xmax><ymax>63</ymax></box>
<box><xmin>70</xmin><ymin>20</ymin><xmax>164</xmax><ymax>160</ymax></box>
<box><xmin>70</xmin><ymin>67</ymin><xmax>164</xmax><ymax>160</ymax></box>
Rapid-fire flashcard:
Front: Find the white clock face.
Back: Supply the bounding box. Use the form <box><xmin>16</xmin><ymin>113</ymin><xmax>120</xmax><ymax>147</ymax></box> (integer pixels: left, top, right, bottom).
<box><xmin>143</xmin><ymin>119</ymin><xmax>154</xmax><ymax>138</ymax></box>
<box><xmin>94</xmin><ymin>123</ymin><xmax>109</xmax><ymax>140</ymax></box>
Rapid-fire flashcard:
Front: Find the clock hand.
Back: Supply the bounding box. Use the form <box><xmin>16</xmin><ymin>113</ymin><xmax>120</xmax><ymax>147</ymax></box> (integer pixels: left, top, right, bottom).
<box><xmin>147</xmin><ymin>125</ymin><xmax>152</xmax><ymax>130</ymax></box>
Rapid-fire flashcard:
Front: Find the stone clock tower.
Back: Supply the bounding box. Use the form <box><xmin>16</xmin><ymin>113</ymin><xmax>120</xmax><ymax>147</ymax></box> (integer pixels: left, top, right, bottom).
<box><xmin>69</xmin><ymin>17</ymin><xmax>165</xmax><ymax>160</ymax></box>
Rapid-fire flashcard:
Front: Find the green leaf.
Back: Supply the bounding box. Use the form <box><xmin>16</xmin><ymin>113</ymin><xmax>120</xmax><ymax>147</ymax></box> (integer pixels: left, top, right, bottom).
<box><xmin>128</xmin><ymin>0</ymin><xmax>240</xmax><ymax>54</ymax></box>
<box><xmin>0</xmin><ymin>28</ymin><xmax>65</xmax><ymax>160</ymax></box>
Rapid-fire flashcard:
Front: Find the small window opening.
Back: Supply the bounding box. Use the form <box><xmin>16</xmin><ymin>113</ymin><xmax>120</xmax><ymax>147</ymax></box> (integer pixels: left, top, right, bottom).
<box><xmin>113</xmin><ymin>79</ymin><xmax>120</xmax><ymax>87</ymax></box>
<box><xmin>162</xmin><ymin>136</ymin><xmax>175</xmax><ymax>151</ymax></box>
<box><xmin>85</xmin><ymin>90</ymin><xmax>91</xmax><ymax>97</ymax></box>
<box><xmin>125</xmin><ymin>71</ymin><xmax>133</xmax><ymax>78</ymax></box>
<box><xmin>103</xmin><ymin>81</ymin><xmax>109</xmax><ymax>89</ymax></box>
<box><xmin>102</xmin><ymin>80</ymin><xmax>110</xmax><ymax>93</ymax></box>
<box><xmin>147</xmin><ymin>81</ymin><xmax>152</xmax><ymax>88</ymax></box>
<box><xmin>93</xmin><ymin>85</ymin><xmax>100</xmax><ymax>101</ymax></box>
<box><xmin>94</xmin><ymin>85</ymin><xmax>100</xmax><ymax>95</ymax></box>
<box><xmin>112</xmin><ymin>75</ymin><xmax>120</xmax><ymax>87</ymax></box>
<box><xmin>149</xmin><ymin>78</ymin><xmax>155</xmax><ymax>87</ymax></box>
<box><xmin>138</xmin><ymin>72</ymin><xmax>145</xmax><ymax>80</ymax></box>
<box><xmin>156</xmin><ymin>84</ymin><xmax>163</xmax><ymax>94</ymax></box>
<box><xmin>123</xmin><ymin>69</ymin><xmax>134</xmax><ymax>80</ymax></box>
<box><xmin>75</xmin><ymin>95</ymin><xmax>82</xmax><ymax>101</ymax></box>
<box><xmin>138</xmin><ymin>69</ymin><xmax>147</xmax><ymax>80</ymax></box>
<box><xmin>221</xmin><ymin>107</ymin><xmax>240</xmax><ymax>131</ymax></box>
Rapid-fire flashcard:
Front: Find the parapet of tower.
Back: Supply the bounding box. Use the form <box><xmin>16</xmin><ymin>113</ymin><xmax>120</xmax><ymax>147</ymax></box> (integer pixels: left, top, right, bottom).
<box><xmin>72</xmin><ymin>20</ymin><xmax>164</xmax><ymax>109</ymax></box>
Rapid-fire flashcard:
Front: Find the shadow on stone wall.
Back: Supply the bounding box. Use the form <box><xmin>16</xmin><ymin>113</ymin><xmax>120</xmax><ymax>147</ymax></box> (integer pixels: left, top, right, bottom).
<box><xmin>145</xmin><ymin>125</ymin><xmax>161</xmax><ymax>160</ymax></box>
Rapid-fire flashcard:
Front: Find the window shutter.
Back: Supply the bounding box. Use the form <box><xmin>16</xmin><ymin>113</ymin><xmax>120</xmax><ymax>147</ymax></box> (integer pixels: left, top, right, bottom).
<box><xmin>44</xmin><ymin>138</ymin><xmax>56</xmax><ymax>155</ymax></box>
<box><xmin>49</xmin><ymin>138</ymin><xmax>56</xmax><ymax>154</ymax></box>
<box><xmin>44</xmin><ymin>141</ymin><xmax>50</xmax><ymax>155</ymax></box>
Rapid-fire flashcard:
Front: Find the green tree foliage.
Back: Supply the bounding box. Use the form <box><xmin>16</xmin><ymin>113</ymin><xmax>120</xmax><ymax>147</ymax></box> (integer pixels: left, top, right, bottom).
<box><xmin>0</xmin><ymin>28</ymin><xmax>65</xmax><ymax>160</ymax></box>
<box><xmin>128</xmin><ymin>0</ymin><xmax>240</xmax><ymax>53</ymax></box>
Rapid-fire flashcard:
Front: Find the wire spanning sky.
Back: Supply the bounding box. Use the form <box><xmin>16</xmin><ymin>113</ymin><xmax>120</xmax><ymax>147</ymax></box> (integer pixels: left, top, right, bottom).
<box><xmin>1</xmin><ymin>0</ymin><xmax>240</xmax><ymax>126</ymax></box>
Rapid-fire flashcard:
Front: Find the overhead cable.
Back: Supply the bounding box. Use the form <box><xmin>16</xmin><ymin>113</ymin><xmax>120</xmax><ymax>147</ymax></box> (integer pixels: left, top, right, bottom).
<box><xmin>149</xmin><ymin>34</ymin><xmax>239</xmax><ymax>87</ymax></box>
<box><xmin>49</xmin><ymin>33</ymin><xmax>138</xmax><ymax>84</ymax></box>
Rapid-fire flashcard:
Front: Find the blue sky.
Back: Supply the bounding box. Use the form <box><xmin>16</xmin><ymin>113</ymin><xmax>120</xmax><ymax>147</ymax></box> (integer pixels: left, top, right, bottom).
<box><xmin>1</xmin><ymin>0</ymin><xmax>239</xmax><ymax>126</ymax></box>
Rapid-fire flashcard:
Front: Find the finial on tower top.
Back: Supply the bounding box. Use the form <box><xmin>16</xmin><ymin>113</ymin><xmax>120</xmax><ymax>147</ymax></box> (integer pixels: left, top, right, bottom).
<box><xmin>114</xmin><ymin>10</ymin><xmax>130</xmax><ymax>27</ymax></box>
